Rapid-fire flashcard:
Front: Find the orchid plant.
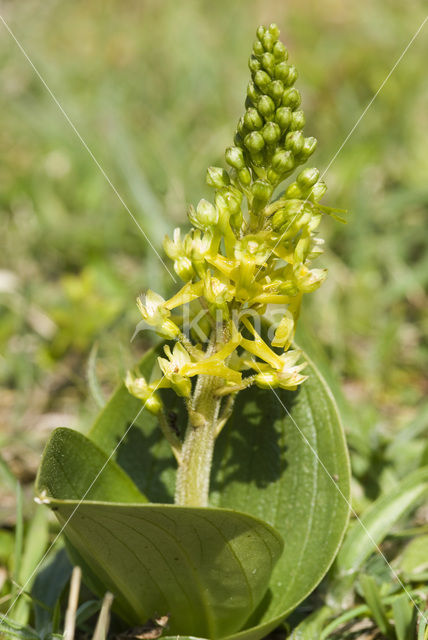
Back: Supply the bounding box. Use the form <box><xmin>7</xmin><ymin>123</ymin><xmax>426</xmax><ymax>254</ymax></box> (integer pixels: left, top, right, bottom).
<box><xmin>36</xmin><ymin>24</ymin><xmax>350</xmax><ymax>640</ymax></box>
<box><xmin>126</xmin><ymin>22</ymin><xmax>344</xmax><ymax>508</ymax></box>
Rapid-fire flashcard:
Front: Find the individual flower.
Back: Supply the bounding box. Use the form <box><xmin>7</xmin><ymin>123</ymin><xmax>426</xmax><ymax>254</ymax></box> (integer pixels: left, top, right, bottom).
<box><xmin>158</xmin><ymin>343</ymin><xmax>192</xmax><ymax>397</ymax></box>
<box><xmin>125</xmin><ymin>372</ymin><xmax>162</xmax><ymax>415</ymax></box>
<box><xmin>137</xmin><ymin>290</ymin><xmax>180</xmax><ymax>339</ymax></box>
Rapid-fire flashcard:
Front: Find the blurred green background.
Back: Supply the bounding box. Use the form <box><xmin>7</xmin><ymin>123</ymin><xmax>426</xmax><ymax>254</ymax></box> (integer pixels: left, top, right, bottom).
<box><xmin>1</xmin><ymin>0</ymin><xmax>427</xmax><ymax>514</ymax></box>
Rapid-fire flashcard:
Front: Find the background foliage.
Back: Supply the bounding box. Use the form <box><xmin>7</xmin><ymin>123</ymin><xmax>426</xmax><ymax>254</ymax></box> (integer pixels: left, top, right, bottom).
<box><xmin>1</xmin><ymin>0</ymin><xmax>428</xmax><ymax>638</ymax></box>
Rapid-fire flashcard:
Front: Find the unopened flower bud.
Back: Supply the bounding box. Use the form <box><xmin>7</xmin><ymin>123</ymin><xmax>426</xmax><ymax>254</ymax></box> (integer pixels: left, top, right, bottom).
<box><xmin>272</xmin><ymin>149</ymin><xmax>294</xmax><ymax>173</ymax></box>
<box><xmin>273</xmin><ymin>41</ymin><xmax>287</xmax><ymax>61</ymax></box>
<box><xmin>275</xmin><ymin>106</ymin><xmax>292</xmax><ymax>130</ymax></box>
<box><xmin>290</xmin><ymin>110</ymin><xmax>305</xmax><ymax>131</ymax></box>
<box><xmin>300</xmin><ymin>136</ymin><xmax>317</xmax><ymax>159</ymax></box>
<box><xmin>282</xmin><ymin>87</ymin><xmax>301</xmax><ymax>109</ymax></box>
<box><xmin>248</xmin><ymin>55</ymin><xmax>261</xmax><ymax>73</ymax></box>
<box><xmin>253</xmin><ymin>40</ymin><xmax>264</xmax><ymax>56</ymax></box>
<box><xmin>310</xmin><ymin>181</ymin><xmax>327</xmax><ymax>201</ymax></box>
<box><xmin>244</xmin><ymin>108</ymin><xmax>263</xmax><ymax>130</ymax></box>
<box><xmin>268</xmin><ymin>23</ymin><xmax>280</xmax><ymax>39</ymax></box>
<box><xmin>284</xmin><ymin>182</ymin><xmax>303</xmax><ymax>199</ymax></box>
<box><xmin>268</xmin><ymin>80</ymin><xmax>284</xmax><ymax>104</ymax></box>
<box><xmin>262</xmin><ymin>32</ymin><xmax>274</xmax><ymax>52</ymax></box>
<box><xmin>275</xmin><ymin>61</ymin><xmax>290</xmax><ymax>83</ymax></box>
<box><xmin>297</xmin><ymin>167</ymin><xmax>320</xmax><ymax>189</ymax></box>
<box><xmin>244</xmin><ymin>131</ymin><xmax>265</xmax><ymax>153</ymax></box>
<box><xmin>261</xmin><ymin>52</ymin><xmax>275</xmax><ymax>76</ymax></box>
<box><xmin>188</xmin><ymin>199</ymin><xmax>218</xmax><ymax>230</ymax></box>
<box><xmin>247</xmin><ymin>81</ymin><xmax>261</xmax><ymax>103</ymax></box>
<box><xmin>256</xmin><ymin>25</ymin><xmax>266</xmax><ymax>41</ymax></box>
<box><xmin>251</xmin><ymin>180</ymin><xmax>273</xmax><ymax>203</ymax></box>
<box><xmin>206</xmin><ymin>166</ymin><xmax>230</xmax><ymax>189</ymax></box>
<box><xmin>285</xmin><ymin>130</ymin><xmax>304</xmax><ymax>155</ymax></box>
<box><xmin>225</xmin><ymin>146</ymin><xmax>245</xmax><ymax>170</ymax></box>
<box><xmin>258</xmin><ymin>94</ymin><xmax>275</xmax><ymax>118</ymax></box>
<box><xmin>262</xmin><ymin>121</ymin><xmax>281</xmax><ymax>144</ymax></box>
<box><xmin>285</xmin><ymin>65</ymin><xmax>298</xmax><ymax>86</ymax></box>
<box><xmin>254</xmin><ymin>70</ymin><xmax>271</xmax><ymax>91</ymax></box>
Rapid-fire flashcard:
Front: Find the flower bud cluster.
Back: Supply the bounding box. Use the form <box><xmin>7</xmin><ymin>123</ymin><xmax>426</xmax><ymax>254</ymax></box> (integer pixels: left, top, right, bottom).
<box><xmin>127</xmin><ymin>24</ymin><xmax>343</xmax><ymax>416</ymax></box>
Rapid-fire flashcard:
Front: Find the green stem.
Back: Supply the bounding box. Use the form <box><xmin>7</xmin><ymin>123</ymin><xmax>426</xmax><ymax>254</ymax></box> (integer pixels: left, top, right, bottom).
<box><xmin>174</xmin><ymin>372</ymin><xmax>222</xmax><ymax>506</ymax></box>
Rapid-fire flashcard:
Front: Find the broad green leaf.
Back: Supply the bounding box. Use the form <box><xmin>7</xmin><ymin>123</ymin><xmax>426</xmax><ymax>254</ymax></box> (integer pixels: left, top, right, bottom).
<box><xmin>213</xmin><ymin>352</ymin><xmax>350</xmax><ymax>640</ymax></box>
<box><xmin>38</xmin><ymin>347</ymin><xmax>349</xmax><ymax>640</ymax></box>
<box><xmin>36</xmin><ymin>428</ymin><xmax>284</xmax><ymax>639</ymax></box>
<box><xmin>85</xmin><ymin>347</ymin><xmax>350</xmax><ymax>640</ymax></box>
<box><xmin>88</xmin><ymin>345</ymin><xmax>180</xmax><ymax>502</ymax></box>
<box><xmin>51</xmin><ymin>502</ymin><xmax>283</xmax><ymax>638</ymax></box>
<box><xmin>36</xmin><ymin>427</ymin><xmax>147</xmax><ymax>503</ymax></box>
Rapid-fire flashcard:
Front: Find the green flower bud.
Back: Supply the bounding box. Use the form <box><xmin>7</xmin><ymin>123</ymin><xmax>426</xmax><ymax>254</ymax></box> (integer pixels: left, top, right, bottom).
<box><xmin>275</xmin><ymin>61</ymin><xmax>290</xmax><ymax>83</ymax></box>
<box><xmin>262</xmin><ymin>121</ymin><xmax>281</xmax><ymax>145</ymax></box>
<box><xmin>300</xmin><ymin>136</ymin><xmax>317</xmax><ymax>159</ymax></box>
<box><xmin>247</xmin><ymin>81</ymin><xmax>261</xmax><ymax>103</ymax></box>
<box><xmin>285</xmin><ymin>130</ymin><xmax>304</xmax><ymax>155</ymax></box>
<box><xmin>290</xmin><ymin>110</ymin><xmax>306</xmax><ymax>131</ymax></box>
<box><xmin>285</xmin><ymin>65</ymin><xmax>298</xmax><ymax>86</ymax></box>
<box><xmin>244</xmin><ymin>107</ymin><xmax>263</xmax><ymax>130</ymax></box>
<box><xmin>284</xmin><ymin>182</ymin><xmax>303</xmax><ymax>199</ymax></box>
<box><xmin>310</xmin><ymin>181</ymin><xmax>327</xmax><ymax>201</ymax></box>
<box><xmin>282</xmin><ymin>87</ymin><xmax>301</xmax><ymax>109</ymax></box>
<box><xmin>268</xmin><ymin>80</ymin><xmax>284</xmax><ymax>104</ymax></box>
<box><xmin>254</xmin><ymin>70</ymin><xmax>271</xmax><ymax>91</ymax></box>
<box><xmin>238</xmin><ymin>167</ymin><xmax>252</xmax><ymax>186</ymax></box>
<box><xmin>188</xmin><ymin>199</ymin><xmax>218</xmax><ymax>230</ymax></box>
<box><xmin>256</xmin><ymin>25</ymin><xmax>266</xmax><ymax>41</ymax></box>
<box><xmin>237</xmin><ymin>116</ymin><xmax>247</xmax><ymax>137</ymax></box>
<box><xmin>224</xmin><ymin>188</ymin><xmax>242</xmax><ymax>215</ymax></box>
<box><xmin>297</xmin><ymin>167</ymin><xmax>320</xmax><ymax>188</ymax></box>
<box><xmin>273</xmin><ymin>41</ymin><xmax>287</xmax><ymax>61</ymax></box>
<box><xmin>225</xmin><ymin>146</ymin><xmax>245</xmax><ymax>170</ymax></box>
<box><xmin>244</xmin><ymin>131</ymin><xmax>265</xmax><ymax>153</ymax></box>
<box><xmin>206</xmin><ymin>166</ymin><xmax>230</xmax><ymax>189</ymax></box>
<box><xmin>262</xmin><ymin>32</ymin><xmax>274</xmax><ymax>52</ymax></box>
<box><xmin>258</xmin><ymin>94</ymin><xmax>275</xmax><ymax>118</ymax></box>
<box><xmin>248</xmin><ymin>55</ymin><xmax>261</xmax><ymax>73</ymax></box>
<box><xmin>253</xmin><ymin>40</ymin><xmax>264</xmax><ymax>56</ymax></box>
<box><xmin>261</xmin><ymin>52</ymin><xmax>275</xmax><ymax>76</ymax></box>
<box><xmin>271</xmin><ymin>200</ymin><xmax>304</xmax><ymax>229</ymax></box>
<box><xmin>251</xmin><ymin>180</ymin><xmax>273</xmax><ymax>202</ymax></box>
<box><xmin>275</xmin><ymin>106</ymin><xmax>292</xmax><ymax>130</ymax></box>
<box><xmin>272</xmin><ymin>149</ymin><xmax>294</xmax><ymax>173</ymax></box>
<box><xmin>268</xmin><ymin>23</ymin><xmax>280</xmax><ymax>40</ymax></box>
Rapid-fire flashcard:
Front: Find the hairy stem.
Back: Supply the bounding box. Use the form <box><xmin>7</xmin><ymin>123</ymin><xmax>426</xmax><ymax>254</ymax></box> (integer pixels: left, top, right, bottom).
<box><xmin>174</xmin><ymin>372</ymin><xmax>222</xmax><ymax>506</ymax></box>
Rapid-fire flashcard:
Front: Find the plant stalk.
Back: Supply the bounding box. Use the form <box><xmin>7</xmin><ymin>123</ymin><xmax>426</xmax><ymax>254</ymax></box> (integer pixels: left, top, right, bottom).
<box><xmin>174</xmin><ymin>372</ymin><xmax>222</xmax><ymax>506</ymax></box>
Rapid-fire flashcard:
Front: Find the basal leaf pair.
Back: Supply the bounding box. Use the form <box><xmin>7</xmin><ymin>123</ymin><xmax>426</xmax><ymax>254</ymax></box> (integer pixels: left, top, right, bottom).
<box><xmin>36</xmin><ymin>347</ymin><xmax>350</xmax><ymax>639</ymax></box>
